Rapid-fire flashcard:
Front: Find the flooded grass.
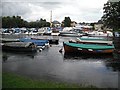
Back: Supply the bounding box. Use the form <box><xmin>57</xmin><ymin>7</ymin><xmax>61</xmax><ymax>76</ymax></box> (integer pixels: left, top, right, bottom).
<box><xmin>2</xmin><ymin>72</ymin><xmax>97</xmax><ymax>89</ymax></box>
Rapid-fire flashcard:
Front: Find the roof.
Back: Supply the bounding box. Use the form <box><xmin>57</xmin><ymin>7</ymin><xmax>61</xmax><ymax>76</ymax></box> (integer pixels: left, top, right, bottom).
<box><xmin>52</xmin><ymin>20</ymin><xmax>60</xmax><ymax>24</ymax></box>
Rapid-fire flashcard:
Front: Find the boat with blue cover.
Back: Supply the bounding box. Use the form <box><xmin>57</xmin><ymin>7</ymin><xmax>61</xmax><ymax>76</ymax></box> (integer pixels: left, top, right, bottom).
<box><xmin>19</xmin><ymin>38</ymin><xmax>49</xmax><ymax>46</ymax></box>
<box><xmin>63</xmin><ymin>42</ymin><xmax>114</xmax><ymax>54</ymax></box>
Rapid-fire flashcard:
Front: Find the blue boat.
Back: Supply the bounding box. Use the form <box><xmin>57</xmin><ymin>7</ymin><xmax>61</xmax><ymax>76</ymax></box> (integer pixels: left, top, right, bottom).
<box><xmin>19</xmin><ymin>38</ymin><xmax>49</xmax><ymax>46</ymax></box>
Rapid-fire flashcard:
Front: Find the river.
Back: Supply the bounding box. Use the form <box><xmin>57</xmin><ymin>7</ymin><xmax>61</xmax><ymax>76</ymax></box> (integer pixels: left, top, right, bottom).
<box><xmin>2</xmin><ymin>34</ymin><xmax>119</xmax><ymax>88</ymax></box>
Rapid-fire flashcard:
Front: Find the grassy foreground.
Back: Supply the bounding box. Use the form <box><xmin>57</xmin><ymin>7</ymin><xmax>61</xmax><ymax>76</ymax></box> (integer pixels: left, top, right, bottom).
<box><xmin>2</xmin><ymin>72</ymin><xmax>96</xmax><ymax>89</ymax></box>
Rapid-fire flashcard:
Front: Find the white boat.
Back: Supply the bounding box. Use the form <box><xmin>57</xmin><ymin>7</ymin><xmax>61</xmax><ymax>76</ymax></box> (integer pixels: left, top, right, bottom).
<box><xmin>29</xmin><ymin>29</ymin><xmax>38</xmax><ymax>35</ymax></box>
<box><xmin>51</xmin><ymin>32</ymin><xmax>60</xmax><ymax>36</ymax></box>
<box><xmin>60</xmin><ymin>28</ymin><xmax>83</xmax><ymax>37</ymax></box>
<box><xmin>43</xmin><ymin>27</ymin><xmax>52</xmax><ymax>35</ymax></box>
<box><xmin>87</xmin><ymin>31</ymin><xmax>113</xmax><ymax>37</ymax></box>
<box><xmin>37</xmin><ymin>28</ymin><xmax>45</xmax><ymax>35</ymax></box>
<box><xmin>2</xmin><ymin>29</ymin><xmax>12</xmax><ymax>35</ymax></box>
<box><xmin>51</xmin><ymin>28</ymin><xmax>60</xmax><ymax>36</ymax></box>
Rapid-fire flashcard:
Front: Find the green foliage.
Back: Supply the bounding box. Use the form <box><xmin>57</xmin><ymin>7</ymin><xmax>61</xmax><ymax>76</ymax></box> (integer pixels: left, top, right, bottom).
<box><xmin>63</xmin><ymin>17</ymin><xmax>71</xmax><ymax>27</ymax></box>
<box><xmin>102</xmin><ymin>1</ymin><xmax>120</xmax><ymax>30</ymax></box>
<box><xmin>90</xmin><ymin>23</ymin><xmax>95</xmax><ymax>30</ymax></box>
<box><xmin>2</xmin><ymin>72</ymin><xmax>97</xmax><ymax>89</ymax></box>
<box><xmin>2</xmin><ymin>16</ymin><xmax>50</xmax><ymax>28</ymax></box>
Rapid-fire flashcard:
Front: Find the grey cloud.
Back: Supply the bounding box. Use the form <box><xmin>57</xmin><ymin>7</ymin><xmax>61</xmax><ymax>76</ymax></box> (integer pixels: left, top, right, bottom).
<box><xmin>1</xmin><ymin>1</ymin><xmax>62</xmax><ymax>16</ymax></box>
<box><xmin>2</xmin><ymin>2</ymin><xmax>32</xmax><ymax>16</ymax></box>
<box><xmin>31</xmin><ymin>2</ymin><xmax>62</xmax><ymax>10</ymax></box>
<box><xmin>2</xmin><ymin>0</ymin><xmax>66</xmax><ymax>2</ymax></box>
<box><xmin>1</xmin><ymin>0</ymin><xmax>105</xmax><ymax>22</ymax></box>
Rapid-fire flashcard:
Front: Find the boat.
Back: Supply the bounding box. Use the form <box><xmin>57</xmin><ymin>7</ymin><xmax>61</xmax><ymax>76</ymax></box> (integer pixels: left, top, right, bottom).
<box><xmin>1</xmin><ymin>38</ymin><xmax>20</xmax><ymax>43</ymax></box>
<box><xmin>51</xmin><ymin>28</ymin><xmax>60</xmax><ymax>36</ymax></box>
<box><xmin>63</xmin><ymin>42</ymin><xmax>114</xmax><ymax>54</ymax></box>
<box><xmin>69</xmin><ymin>36</ymin><xmax>113</xmax><ymax>45</ymax></box>
<box><xmin>79</xmin><ymin>36</ymin><xmax>107</xmax><ymax>41</ymax></box>
<box><xmin>43</xmin><ymin>27</ymin><xmax>52</xmax><ymax>35</ymax></box>
<box><xmin>87</xmin><ymin>31</ymin><xmax>113</xmax><ymax>37</ymax></box>
<box><xmin>73</xmin><ymin>37</ymin><xmax>113</xmax><ymax>45</ymax></box>
<box><xmin>2</xmin><ymin>42</ymin><xmax>37</xmax><ymax>52</ymax></box>
<box><xmin>19</xmin><ymin>38</ymin><xmax>49</xmax><ymax>46</ymax></box>
<box><xmin>31</xmin><ymin>38</ymin><xmax>59</xmax><ymax>44</ymax></box>
<box><xmin>60</xmin><ymin>28</ymin><xmax>83</xmax><ymax>37</ymax></box>
<box><xmin>28</xmin><ymin>28</ymin><xmax>38</xmax><ymax>35</ymax></box>
<box><xmin>37</xmin><ymin>28</ymin><xmax>45</xmax><ymax>35</ymax></box>
<box><xmin>2</xmin><ymin>29</ymin><xmax>12</xmax><ymax>35</ymax></box>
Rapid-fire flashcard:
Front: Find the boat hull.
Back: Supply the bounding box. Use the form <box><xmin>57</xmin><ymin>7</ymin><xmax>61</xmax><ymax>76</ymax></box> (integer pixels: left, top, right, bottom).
<box><xmin>2</xmin><ymin>42</ymin><xmax>37</xmax><ymax>52</ymax></box>
<box><xmin>2</xmin><ymin>46</ymin><xmax>37</xmax><ymax>52</ymax></box>
<box><xmin>63</xmin><ymin>42</ymin><xmax>114</xmax><ymax>54</ymax></box>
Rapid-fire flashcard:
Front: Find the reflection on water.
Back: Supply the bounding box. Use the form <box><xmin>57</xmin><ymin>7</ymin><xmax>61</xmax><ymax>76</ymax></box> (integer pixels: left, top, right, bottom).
<box><xmin>2</xmin><ymin>35</ymin><xmax>119</xmax><ymax>88</ymax></box>
<box><xmin>63</xmin><ymin>52</ymin><xmax>113</xmax><ymax>60</ymax></box>
<box><xmin>63</xmin><ymin>52</ymin><xmax>120</xmax><ymax>72</ymax></box>
<box><xmin>2</xmin><ymin>51</ymin><xmax>36</xmax><ymax>63</ymax></box>
<box><xmin>105</xmin><ymin>59</ymin><xmax>120</xmax><ymax>72</ymax></box>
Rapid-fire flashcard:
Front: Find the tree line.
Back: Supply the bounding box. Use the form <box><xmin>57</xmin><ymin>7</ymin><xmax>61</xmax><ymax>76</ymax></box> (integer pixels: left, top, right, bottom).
<box><xmin>101</xmin><ymin>1</ymin><xmax>120</xmax><ymax>31</ymax></box>
<box><xmin>2</xmin><ymin>16</ymin><xmax>73</xmax><ymax>28</ymax></box>
<box><xmin>2</xmin><ymin>16</ymin><xmax>50</xmax><ymax>28</ymax></box>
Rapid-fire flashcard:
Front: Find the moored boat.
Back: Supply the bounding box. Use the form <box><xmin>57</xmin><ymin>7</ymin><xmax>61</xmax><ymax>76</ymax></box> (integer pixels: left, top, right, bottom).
<box><xmin>79</xmin><ymin>36</ymin><xmax>107</xmax><ymax>41</ymax></box>
<box><xmin>31</xmin><ymin>38</ymin><xmax>59</xmax><ymax>44</ymax></box>
<box><xmin>1</xmin><ymin>38</ymin><xmax>20</xmax><ymax>43</ymax></box>
<box><xmin>63</xmin><ymin>42</ymin><xmax>114</xmax><ymax>54</ymax></box>
<box><xmin>69</xmin><ymin>36</ymin><xmax>113</xmax><ymax>45</ymax></box>
<box><xmin>19</xmin><ymin>38</ymin><xmax>49</xmax><ymax>46</ymax></box>
<box><xmin>75</xmin><ymin>38</ymin><xmax>113</xmax><ymax>45</ymax></box>
<box><xmin>87</xmin><ymin>31</ymin><xmax>113</xmax><ymax>37</ymax></box>
<box><xmin>2</xmin><ymin>42</ymin><xmax>37</xmax><ymax>52</ymax></box>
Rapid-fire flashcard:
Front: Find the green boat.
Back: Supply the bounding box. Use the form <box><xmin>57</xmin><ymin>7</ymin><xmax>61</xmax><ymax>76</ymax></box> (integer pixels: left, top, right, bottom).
<box><xmin>63</xmin><ymin>42</ymin><xmax>114</xmax><ymax>54</ymax></box>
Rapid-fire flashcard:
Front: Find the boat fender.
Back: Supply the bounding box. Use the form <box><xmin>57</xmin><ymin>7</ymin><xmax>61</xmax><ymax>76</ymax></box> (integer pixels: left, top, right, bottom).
<box><xmin>39</xmin><ymin>48</ymin><xmax>42</xmax><ymax>52</ymax></box>
<box><xmin>88</xmin><ymin>49</ymin><xmax>93</xmax><ymax>51</ymax></box>
<box><xmin>78</xmin><ymin>48</ymin><xmax>82</xmax><ymax>50</ymax></box>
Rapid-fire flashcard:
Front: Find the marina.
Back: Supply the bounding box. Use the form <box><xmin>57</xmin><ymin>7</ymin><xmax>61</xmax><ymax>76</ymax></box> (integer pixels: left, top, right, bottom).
<box><xmin>2</xmin><ymin>34</ymin><xmax>119</xmax><ymax>88</ymax></box>
<box><xmin>1</xmin><ymin>0</ymin><xmax>120</xmax><ymax>89</ymax></box>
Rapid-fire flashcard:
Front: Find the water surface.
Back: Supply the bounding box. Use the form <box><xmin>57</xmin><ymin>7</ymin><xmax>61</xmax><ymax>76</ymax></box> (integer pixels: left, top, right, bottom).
<box><xmin>2</xmin><ymin>35</ymin><xmax>119</xmax><ymax>88</ymax></box>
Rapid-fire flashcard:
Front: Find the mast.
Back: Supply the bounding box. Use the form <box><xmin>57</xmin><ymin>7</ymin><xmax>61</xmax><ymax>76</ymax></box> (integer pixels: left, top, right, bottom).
<box><xmin>50</xmin><ymin>10</ymin><xmax>52</xmax><ymax>27</ymax></box>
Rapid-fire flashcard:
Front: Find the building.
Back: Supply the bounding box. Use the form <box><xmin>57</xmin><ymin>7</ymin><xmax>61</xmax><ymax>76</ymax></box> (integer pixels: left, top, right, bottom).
<box><xmin>52</xmin><ymin>20</ymin><xmax>61</xmax><ymax>27</ymax></box>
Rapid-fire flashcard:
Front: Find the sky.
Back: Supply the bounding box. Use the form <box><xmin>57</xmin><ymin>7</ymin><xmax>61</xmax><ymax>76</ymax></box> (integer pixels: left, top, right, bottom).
<box><xmin>1</xmin><ymin>0</ymin><xmax>109</xmax><ymax>23</ymax></box>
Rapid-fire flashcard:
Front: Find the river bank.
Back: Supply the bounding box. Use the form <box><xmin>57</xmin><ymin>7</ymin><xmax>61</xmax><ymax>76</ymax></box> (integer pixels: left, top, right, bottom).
<box><xmin>3</xmin><ymin>72</ymin><xmax>97</xmax><ymax>89</ymax></box>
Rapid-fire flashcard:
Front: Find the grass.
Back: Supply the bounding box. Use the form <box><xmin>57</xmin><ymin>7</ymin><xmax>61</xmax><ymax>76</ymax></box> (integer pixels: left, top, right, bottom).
<box><xmin>2</xmin><ymin>72</ymin><xmax>97</xmax><ymax>89</ymax></box>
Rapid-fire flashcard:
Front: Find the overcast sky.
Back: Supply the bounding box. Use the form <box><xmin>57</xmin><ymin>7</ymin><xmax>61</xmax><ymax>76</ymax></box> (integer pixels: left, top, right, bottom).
<box><xmin>1</xmin><ymin>0</ymin><xmax>108</xmax><ymax>23</ymax></box>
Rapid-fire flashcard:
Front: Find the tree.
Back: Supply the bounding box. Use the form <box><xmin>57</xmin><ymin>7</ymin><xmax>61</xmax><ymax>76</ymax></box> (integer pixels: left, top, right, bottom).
<box><xmin>2</xmin><ymin>16</ymin><xmax>50</xmax><ymax>28</ymax></box>
<box><xmin>101</xmin><ymin>1</ymin><xmax>120</xmax><ymax>31</ymax></box>
<box><xmin>63</xmin><ymin>17</ymin><xmax>71</xmax><ymax>27</ymax></box>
